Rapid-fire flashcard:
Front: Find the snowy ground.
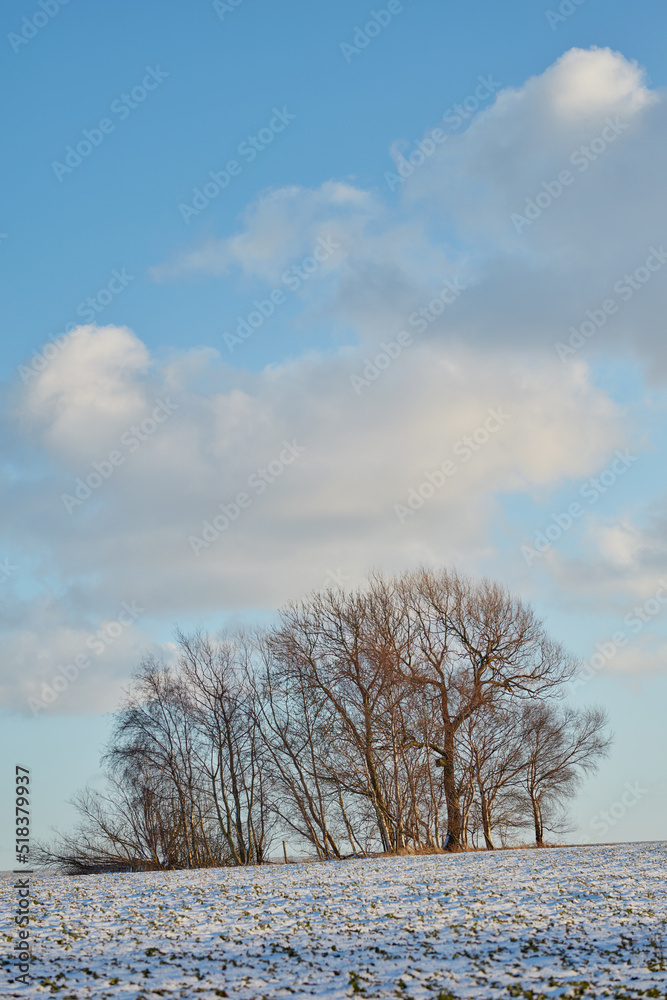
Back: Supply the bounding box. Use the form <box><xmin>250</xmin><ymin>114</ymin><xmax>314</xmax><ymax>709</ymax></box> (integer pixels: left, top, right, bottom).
<box><xmin>2</xmin><ymin>842</ymin><xmax>667</xmax><ymax>998</ymax></box>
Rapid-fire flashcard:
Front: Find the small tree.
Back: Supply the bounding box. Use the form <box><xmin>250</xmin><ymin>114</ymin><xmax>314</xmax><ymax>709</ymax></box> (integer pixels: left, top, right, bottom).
<box><xmin>519</xmin><ymin>703</ymin><xmax>612</xmax><ymax>846</ymax></box>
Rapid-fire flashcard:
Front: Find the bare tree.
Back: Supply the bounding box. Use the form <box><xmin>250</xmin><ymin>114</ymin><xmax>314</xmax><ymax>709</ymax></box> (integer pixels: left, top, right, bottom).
<box><xmin>459</xmin><ymin>706</ymin><xmax>525</xmax><ymax>849</ymax></box>
<box><xmin>41</xmin><ymin>566</ymin><xmax>612</xmax><ymax>869</ymax></box>
<box><xmin>518</xmin><ymin>703</ymin><xmax>613</xmax><ymax>846</ymax></box>
<box><xmin>36</xmin><ymin>759</ymin><xmax>231</xmax><ymax>874</ymax></box>
<box><xmin>396</xmin><ymin>568</ymin><xmax>577</xmax><ymax>850</ymax></box>
<box><xmin>175</xmin><ymin>630</ymin><xmax>273</xmax><ymax>865</ymax></box>
<box><xmin>248</xmin><ymin>636</ymin><xmax>348</xmax><ymax>859</ymax></box>
<box><xmin>106</xmin><ymin>657</ymin><xmax>215</xmax><ymax>868</ymax></box>
<box><xmin>269</xmin><ymin>585</ymin><xmax>418</xmax><ymax>852</ymax></box>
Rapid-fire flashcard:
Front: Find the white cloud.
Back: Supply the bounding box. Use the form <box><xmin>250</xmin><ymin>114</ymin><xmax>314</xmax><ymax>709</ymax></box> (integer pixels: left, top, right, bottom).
<box><xmin>611</xmin><ymin>633</ymin><xmax>667</xmax><ymax>677</ymax></box>
<box><xmin>544</xmin><ymin>47</ymin><xmax>652</xmax><ymax>120</ymax></box>
<box><xmin>4</xmin><ymin>46</ymin><xmax>667</xmax><ymax>712</ymax></box>
<box><xmin>152</xmin><ymin>48</ymin><xmax>667</xmax><ymax>375</ymax></box>
<box><xmin>16</xmin><ymin>325</ymin><xmax>152</xmax><ymax>462</ymax></box>
<box><xmin>0</xmin><ymin>322</ymin><xmax>631</xmax><ymax>712</ymax></box>
<box><xmin>592</xmin><ymin>519</ymin><xmax>644</xmax><ymax>568</ymax></box>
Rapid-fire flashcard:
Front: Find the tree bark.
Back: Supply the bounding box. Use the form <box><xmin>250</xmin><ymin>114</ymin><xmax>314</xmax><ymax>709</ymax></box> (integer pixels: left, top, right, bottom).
<box><xmin>441</xmin><ymin>728</ymin><xmax>462</xmax><ymax>850</ymax></box>
<box><xmin>531</xmin><ymin>793</ymin><xmax>544</xmax><ymax>846</ymax></box>
<box><xmin>480</xmin><ymin>792</ymin><xmax>495</xmax><ymax>850</ymax></box>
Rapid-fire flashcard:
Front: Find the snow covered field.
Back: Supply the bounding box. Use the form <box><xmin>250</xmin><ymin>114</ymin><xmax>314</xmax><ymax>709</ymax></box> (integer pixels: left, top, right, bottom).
<box><xmin>3</xmin><ymin>842</ymin><xmax>667</xmax><ymax>998</ymax></box>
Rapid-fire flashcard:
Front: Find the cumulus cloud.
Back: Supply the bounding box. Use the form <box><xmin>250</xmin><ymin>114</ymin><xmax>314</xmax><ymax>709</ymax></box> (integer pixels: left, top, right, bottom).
<box><xmin>4</xmin><ymin>46</ymin><xmax>667</xmax><ymax>713</ymax></box>
<box><xmin>15</xmin><ymin>325</ymin><xmax>152</xmax><ymax>461</ymax></box>
<box><xmin>152</xmin><ymin>48</ymin><xmax>667</xmax><ymax>374</ymax></box>
<box><xmin>543</xmin><ymin>497</ymin><xmax>667</xmax><ymax>606</ymax></box>
<box><xmin>150</xmin><ymin>182</ymin><xmax>379</xmax><ymax>285</ymax></box>
<box><xmin>1</xmin><ymin>322</ymin><xmax>631</xmax><ymax>712</ymax></box>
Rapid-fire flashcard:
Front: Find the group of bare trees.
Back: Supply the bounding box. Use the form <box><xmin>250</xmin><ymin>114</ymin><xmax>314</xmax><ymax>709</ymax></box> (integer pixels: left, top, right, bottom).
<box><xmin>41</xmin><ymin>568</ymin><xmax>612</xmax><ymax>872</ymax></box>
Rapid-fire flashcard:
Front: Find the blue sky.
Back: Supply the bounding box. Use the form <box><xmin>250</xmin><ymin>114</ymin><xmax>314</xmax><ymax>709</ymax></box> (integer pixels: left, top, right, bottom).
<box><xmin>3</xmin><ymin>0</ymin><xmax>667</xmax><ymax>377</ymax></box>
<box><xmin>2</xmin><ymin>0</ymin><xmax>667</xmax><ymax>866</ymax></box>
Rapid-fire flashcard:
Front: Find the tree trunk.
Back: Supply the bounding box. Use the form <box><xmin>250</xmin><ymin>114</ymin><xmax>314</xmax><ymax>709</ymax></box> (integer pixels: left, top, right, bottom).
<box><xmin>480</xmin><ymin>791</ymin><xmax>495</xmax><ymax>850</ymax></box>
<box><xmin>531</xmin><ymin>793</ymin><xmax>544</xmax><ymax>846</ymax></box>
<box><xmin>441</xmin><ymin>728</ymin><xmax>462</xmax><ymax>850</ymax></box>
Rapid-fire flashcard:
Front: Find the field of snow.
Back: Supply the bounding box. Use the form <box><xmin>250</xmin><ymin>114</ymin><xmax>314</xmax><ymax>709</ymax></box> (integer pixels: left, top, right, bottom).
<box><xmin>3</xmin><ymin>842</ymin><xmax>667</xmax><ymax>998</ymax></box>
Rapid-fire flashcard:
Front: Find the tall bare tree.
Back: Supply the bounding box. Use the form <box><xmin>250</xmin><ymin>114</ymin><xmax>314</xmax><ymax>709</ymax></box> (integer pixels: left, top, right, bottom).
<box><xmin>249</xmin><ymin>637</ymin><xmax>349</xmax><ymax>859</ymax></box>
<box><xmin>106</xmin><ymin>657</ymin><xmax>212</xmax><ymax>868</ymax></box>
<box><xmin>269</xmin><ymin>585</ymin><xmax>416</xmax><ymax>852</ymax></box>
<box><xmin>395</xmin><ymin>568</ymin><xmax>578</xmax><ymax>850</ymax></box>
<box><xmin>175</xmin><ymin>630</ymin><xmax>273</xmax><ymax>865</ymax></box>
